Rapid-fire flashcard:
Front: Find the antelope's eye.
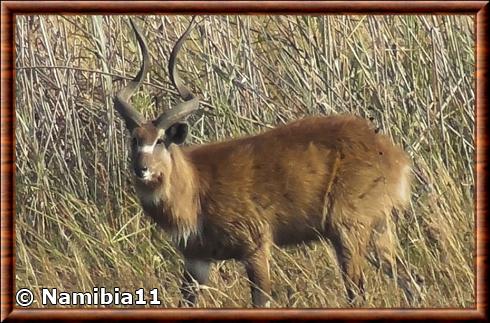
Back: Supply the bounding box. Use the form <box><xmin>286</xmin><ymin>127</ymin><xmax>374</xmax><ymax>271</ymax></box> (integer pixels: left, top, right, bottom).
<box><xmin>156</xmin><ymin>138</ymin><xmax>165</xmax><ymax>145</ymax></box>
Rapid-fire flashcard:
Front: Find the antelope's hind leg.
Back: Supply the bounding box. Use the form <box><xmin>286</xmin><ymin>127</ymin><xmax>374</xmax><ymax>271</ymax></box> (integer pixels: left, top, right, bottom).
<box><xmin>180</xmin><ymin>259</ymin><xmax>211</xmax><ymax>307</ymax></box>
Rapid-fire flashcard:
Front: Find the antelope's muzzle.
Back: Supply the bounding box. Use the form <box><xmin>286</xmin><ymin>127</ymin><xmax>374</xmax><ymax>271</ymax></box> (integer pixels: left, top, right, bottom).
<box><xmin>134</xmin><ymin>166</ymin><xmax>149</xmax><ymax>179</ymax></box>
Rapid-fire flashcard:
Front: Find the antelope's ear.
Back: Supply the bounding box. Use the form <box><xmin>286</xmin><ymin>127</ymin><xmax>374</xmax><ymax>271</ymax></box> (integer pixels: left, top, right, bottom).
<box><xmin>165</xmin><ymin>122</ymin><xmax>188</xmax><ymax>145</ymax></box>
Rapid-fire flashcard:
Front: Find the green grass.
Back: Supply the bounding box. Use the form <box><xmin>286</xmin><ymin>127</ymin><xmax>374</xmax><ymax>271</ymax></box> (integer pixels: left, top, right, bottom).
<box><xmin>15</xmin><ymin>15</ymin><xmax>475</xmax><ymax>308</ymax></box>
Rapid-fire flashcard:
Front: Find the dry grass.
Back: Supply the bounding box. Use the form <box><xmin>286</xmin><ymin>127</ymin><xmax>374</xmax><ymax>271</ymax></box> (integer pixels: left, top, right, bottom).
<box><xmin>15</xmin><ymin>15</ymin><xmax>474</xmax><ymax>308</ymax></box>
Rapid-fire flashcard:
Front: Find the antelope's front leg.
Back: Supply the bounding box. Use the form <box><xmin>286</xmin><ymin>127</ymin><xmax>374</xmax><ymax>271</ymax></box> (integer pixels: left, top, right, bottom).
<box><xmin>180</xmin><ymin>259</ymin><xmax>211</xmax><ymax>307</ymax></box>
<box><xmin>244</xmin><ymin>245</ymin><xmax>272</xmax><ymax>307</ymax></box>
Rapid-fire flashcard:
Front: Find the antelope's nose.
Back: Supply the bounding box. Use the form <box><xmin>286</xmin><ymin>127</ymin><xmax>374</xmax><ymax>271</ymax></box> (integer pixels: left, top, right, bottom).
<box><xmin>135</xmin><ymin>166</ymin><xmax>149</xmax><ymax>178</ymax></box>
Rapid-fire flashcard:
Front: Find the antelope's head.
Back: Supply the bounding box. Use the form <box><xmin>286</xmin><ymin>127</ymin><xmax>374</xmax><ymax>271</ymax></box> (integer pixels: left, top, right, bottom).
<box><xmin>114</xmin><ymin>18</ymin><xmax>199</xmax><ymax>184</ymax></box>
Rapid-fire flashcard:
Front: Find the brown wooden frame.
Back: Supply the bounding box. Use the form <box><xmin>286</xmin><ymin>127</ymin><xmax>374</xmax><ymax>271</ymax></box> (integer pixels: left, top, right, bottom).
<box><xmin>1</xmin><ymin>1</ymin><xmax>487</xmax><ymax>321</ymax></box>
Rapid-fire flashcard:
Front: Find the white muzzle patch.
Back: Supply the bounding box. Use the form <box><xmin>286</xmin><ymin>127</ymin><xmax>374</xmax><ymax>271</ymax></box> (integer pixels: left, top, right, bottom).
<box><xmin>140</xmin><ymin>169</ymin><xmax>151</xmax><ymax>180</ymax></box>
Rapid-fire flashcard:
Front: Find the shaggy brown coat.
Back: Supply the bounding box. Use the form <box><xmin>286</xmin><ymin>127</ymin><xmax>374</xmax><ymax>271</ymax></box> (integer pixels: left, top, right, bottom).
<box><xmin>134</xmin><ymin>115</ymin><xmax>416</xmax><ymax>306</ymax></box>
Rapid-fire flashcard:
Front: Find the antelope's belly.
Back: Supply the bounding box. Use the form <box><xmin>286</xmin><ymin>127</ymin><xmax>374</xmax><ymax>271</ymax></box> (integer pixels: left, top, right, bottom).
<box><xmin>178</xmin><ymin>235</ymin><xmax>249</xmax><ymax>261</ymax></box>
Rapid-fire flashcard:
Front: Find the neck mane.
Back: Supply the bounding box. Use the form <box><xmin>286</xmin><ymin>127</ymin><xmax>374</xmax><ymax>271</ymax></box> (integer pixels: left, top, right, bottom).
<box><xmin>135</xmin><ymin>145</ymin><xmax>201</xmax><ymax>245</ymax></box>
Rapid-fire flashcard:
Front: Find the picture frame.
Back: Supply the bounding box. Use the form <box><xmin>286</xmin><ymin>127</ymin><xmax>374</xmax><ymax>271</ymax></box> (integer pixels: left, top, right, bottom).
<box><xmin>1</xmin><ymin>1</ymin><xmax>487</xmax><ymax>321</ymax></box>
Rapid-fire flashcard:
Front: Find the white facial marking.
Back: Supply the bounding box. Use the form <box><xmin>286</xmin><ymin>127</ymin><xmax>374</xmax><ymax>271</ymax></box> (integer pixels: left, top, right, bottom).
<box><xmin>138</xmin><ymin>145</ymin><xmax>155</xmax><ymax>154</ymax></box>
<box><xmin>141</xmin><ymin>169</ymin><xmax>151</xmax><ymax>180</ymax></box>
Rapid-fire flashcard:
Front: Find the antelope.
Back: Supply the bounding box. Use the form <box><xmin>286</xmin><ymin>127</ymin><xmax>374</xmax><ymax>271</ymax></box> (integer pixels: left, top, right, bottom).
<box><xmin>114</xmin><ymin>18</ymin><xmax>422</xmax><ymax>307</ymax></box>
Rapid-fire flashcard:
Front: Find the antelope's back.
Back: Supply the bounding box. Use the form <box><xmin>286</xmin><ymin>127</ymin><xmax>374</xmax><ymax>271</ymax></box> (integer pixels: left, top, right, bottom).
<box><xmin>186</xmin><ymin>115</ymin><xmax>411</xmax><ymax>246</ymax></box>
